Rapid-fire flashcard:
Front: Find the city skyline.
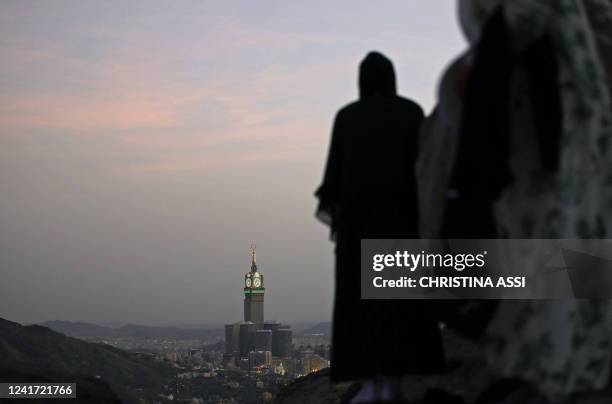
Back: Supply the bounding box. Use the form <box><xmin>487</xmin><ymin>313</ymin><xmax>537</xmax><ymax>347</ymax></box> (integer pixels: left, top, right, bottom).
<box><xmin>0</xmin><ymin>1</ymin><xmax>465</xmax><ymax>325</ymax></box>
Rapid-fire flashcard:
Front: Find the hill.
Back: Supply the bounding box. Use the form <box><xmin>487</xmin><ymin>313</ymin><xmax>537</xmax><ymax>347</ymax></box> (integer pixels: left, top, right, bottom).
<box><xmin>39</xmin><ymin>321</ymin><xmax>116</xmax><ymax>338</ymax></box>
<box><xmin>41</xmin><ymin>320</ymin><xmax>221</xmax><ymax>340</ymax></box>
<box><xmin>0</xmin><ymin>318</ymin><xmax>176</xmax><ymax>403</ymax></box>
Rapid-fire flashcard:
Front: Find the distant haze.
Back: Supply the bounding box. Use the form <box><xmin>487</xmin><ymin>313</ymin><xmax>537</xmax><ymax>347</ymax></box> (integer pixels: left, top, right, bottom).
<box><xmin>0</xmin><ymin>1</ymin><xmax>465</xmax><ymax>325</ymax></box>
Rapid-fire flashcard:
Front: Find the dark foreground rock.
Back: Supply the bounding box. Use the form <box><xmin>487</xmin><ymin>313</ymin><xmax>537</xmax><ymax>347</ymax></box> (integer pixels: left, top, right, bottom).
<box><xmin>276</xmin><ymin>329</ymin><xmax>612</xmax><ymax>404</ymax></box>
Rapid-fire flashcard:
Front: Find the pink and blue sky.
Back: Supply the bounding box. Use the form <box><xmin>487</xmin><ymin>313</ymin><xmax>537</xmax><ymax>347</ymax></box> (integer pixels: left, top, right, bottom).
<box><xmin>0</xmin><ymin>1</ymin><xmax>464</xmax><ymax>325</ymax></box>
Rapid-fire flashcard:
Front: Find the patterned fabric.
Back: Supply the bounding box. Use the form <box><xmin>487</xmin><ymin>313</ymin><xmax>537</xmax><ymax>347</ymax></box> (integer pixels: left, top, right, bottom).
<box><xmin>583</xmin><ymin>0</ymin><xmax>612</xmax><ymax>77</ymax></box>
<box><xmin>488</xmin><ymin>0</ymin><xmax>612</xmax><ymax>399</ymax></box>
<box><xmin>418</xmin><ymin>0</ymin><xmax>612</xmax><ymax>399</ymax></box>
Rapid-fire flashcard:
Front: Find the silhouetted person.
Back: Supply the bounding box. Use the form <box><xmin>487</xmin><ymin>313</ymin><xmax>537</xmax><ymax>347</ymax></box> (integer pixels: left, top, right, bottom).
<box><xmin>418</xmin><ymin>1</ymin><xmax>612</xmax><ymax>401</ymax></box>
<box><xmin>315</xmin><ymin>52</ymin><xmax>444</xmax><ymax>402</ymax></box>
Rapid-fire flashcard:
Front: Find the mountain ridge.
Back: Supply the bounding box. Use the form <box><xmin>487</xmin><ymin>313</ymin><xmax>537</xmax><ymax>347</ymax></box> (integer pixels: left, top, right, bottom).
<box><xmin>0</xmin><ymin>318</ymin><xmax>176</xmax><ymax>403</ymax></box>
<box><xmin>40</xmin><ymin>319</ymin><xmax>222</xmax><ymax>339</ymax></box>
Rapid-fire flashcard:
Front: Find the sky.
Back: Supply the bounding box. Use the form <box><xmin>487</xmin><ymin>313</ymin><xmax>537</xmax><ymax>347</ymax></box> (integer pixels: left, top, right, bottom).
<box><xmin>0</xmin><ymin>1</ymin><xmax>465</xmax><ymax>326</ymax></box>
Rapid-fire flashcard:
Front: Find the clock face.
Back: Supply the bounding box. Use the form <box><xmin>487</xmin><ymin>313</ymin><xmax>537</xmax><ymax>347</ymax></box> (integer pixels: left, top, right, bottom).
<box><xmin>253</xmin><ymin>278</ymin><xmax>261</xmax><ymax>287</ymax></box>
<box><xmin>245</xmin><ymin>278</ymin><xmax>252</xmax><ymax>287</ymax></box>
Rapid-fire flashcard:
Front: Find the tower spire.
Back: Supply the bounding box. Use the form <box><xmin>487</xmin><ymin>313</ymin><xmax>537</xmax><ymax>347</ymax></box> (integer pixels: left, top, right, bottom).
<box><xmin>250</xmin><ymin>243</ymin><xmax>257</xmax><ymax>272</ymax></box>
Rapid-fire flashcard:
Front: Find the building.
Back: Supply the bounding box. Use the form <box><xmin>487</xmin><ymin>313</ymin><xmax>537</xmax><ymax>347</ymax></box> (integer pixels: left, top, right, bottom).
<box><xmin>249</xmin><ymin>350</ymin><xmax>272</xmax><ymax>369</ymax></box>
<box><xmin>224</xmin><ymin>245</ymin><xmax>293</xmax><ymax>369</ymax></box>
<box><xmin>238</xmin><ymin>358</ymin><xmax>249</xmax><ymax>371</ymax></box>
<box><xmin>298</xmin><ymin>349</ymin><xmax>313</xmax><ymax>375</ymax></box>
<box><xmin>273</xmin><ymin>326</ymin><xmax>293</xmax><ymax>358</ymax></box>
<box><xmin>239</xmin><ymin>321</ymin><xmax>256</xmax><ymax>358</ymax></box>
<box><xmin>254</xmin><ymin>329</ymin><xmax>273</xmax><ymax>352</ymax></box>
<box><xmin>264</xmin><ymin>321</ymin><xmax>281</xmax><ymax>333</ymax></box>
<box><xmin>225</xmin><ymin>323</ymin><xmax>240</xmax><ymax>356</ymax></box>
<box><xmin>297</xmin><ymin>349</ymin><xmax>329</xmax><ymax>374</ymax></box>
<box><xmin>309</xmin><ymin>354</ymin><xmax>329</xmax><ymax>373</ymax></box>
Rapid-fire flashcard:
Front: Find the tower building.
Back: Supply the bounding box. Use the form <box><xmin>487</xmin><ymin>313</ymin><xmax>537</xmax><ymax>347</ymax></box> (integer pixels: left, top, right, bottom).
<box><xmin>224</xmin><ymin>245</ymin><xmax>294</xmax><ymax>370</ymax></box>
<box><xmin>244</xmin><ymin>245</ymin><xmax>264</xmax><ymax>325</ymax></box>
<box><xmin>225</xmin><ymin>323</ymin><xmax>240</xmax><ymax>356</ymax></box>
<box><xmin>273</xmin><ymin>326</ymin><xmax>293</xmax><ymax>358</ymax></box>
<box><xmin>239</xmin><ymin>322</ymin><xmax>256</xmax><ymax>358</ymax></box>
<box><xmin>254</xmin><ymin>329</ymin><xmax>273</xmax><ymax>352</ymax></box>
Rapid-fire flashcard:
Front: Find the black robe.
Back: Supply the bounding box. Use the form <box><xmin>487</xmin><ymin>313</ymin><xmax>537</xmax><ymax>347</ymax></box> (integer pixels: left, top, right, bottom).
<box><xmin>315</xmin><ymin>52</ymin><xmax>445</xmax><ymax>382</ymax></box>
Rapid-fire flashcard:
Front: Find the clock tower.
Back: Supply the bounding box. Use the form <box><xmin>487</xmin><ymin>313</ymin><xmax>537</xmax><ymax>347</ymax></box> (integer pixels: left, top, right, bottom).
<box><xmin>244</xmin><ymin>245</ymin><xmax>264</xmax><ymax>325</ymax></box>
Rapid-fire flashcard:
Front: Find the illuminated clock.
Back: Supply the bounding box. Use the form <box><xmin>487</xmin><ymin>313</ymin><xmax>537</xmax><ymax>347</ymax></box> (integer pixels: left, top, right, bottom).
<box><xmin>245</xmin><ymin>278</ymin><xmax>252</xmax><ymax>287</ymax></box>
<box><xmin>253</xmin><ymin>278</ymin><xmax>261</xmax><ymax>287</ymax></box>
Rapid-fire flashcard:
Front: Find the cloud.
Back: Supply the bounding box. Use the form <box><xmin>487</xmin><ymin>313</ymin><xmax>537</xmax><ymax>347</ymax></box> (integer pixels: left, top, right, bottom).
<box><xmin>0</xmin><ymin>27</ymin><xmax>348</xmax><ymax>177</ymax></box>
<box><xmin>0</xmin><ymin>0</ymin><xmax>461</xmax><ymax>179</ymax></box>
